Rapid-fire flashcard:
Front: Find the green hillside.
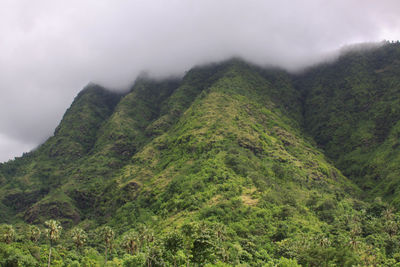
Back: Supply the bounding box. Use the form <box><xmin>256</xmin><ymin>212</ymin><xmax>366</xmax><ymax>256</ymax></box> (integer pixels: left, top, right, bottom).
<box><xmin>300</xmin><ymin>42</ymin><xmax>400</xmax><ymax>204</ymax></box>
<box><xmin>1</xmin><ymin>43</ymin><xmax>400</xmax><ymax>266</ymax></box>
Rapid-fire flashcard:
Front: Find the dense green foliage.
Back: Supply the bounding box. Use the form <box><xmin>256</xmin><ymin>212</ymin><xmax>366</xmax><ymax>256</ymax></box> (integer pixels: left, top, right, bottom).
<box><xmin>299</xmin><ymin>41</ymin><xmax>400</xmax><ymax>204</ymax></box>
<box><xmin>1</xmin><ymin>42</ymin><xmax>400</xmax><ymax>265</ymax></box>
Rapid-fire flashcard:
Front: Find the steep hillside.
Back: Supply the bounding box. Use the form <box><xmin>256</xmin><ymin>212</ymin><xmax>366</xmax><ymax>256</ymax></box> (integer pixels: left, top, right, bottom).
<box><xmin>105</xmin><ymin>61</ymin><xmax>365</xmax><ymax>265</ymax></box>
<box><xmin>300</xmin><ymin>42</ymin><xmax>400</xmax><ymax>205</ymax></box>
<box><xmin>0</xmin><ymin>84</ymin><xmax>122</xmax><ymax>223</ymax></box>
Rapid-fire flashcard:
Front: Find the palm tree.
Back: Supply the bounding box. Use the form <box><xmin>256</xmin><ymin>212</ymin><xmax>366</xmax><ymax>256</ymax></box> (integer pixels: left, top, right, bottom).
<box><xmin>71</xmin><ymin>227</ymin><xmax>87</xmax><ymax>252</ymax></box>
<box><xmin>213</xmin><ymin>224</ymin><xmax>228</xmax><ymax>262</ymax></box>
<box><xmin>122</xmin><ymin>231</ymin><xmax>138</xmax><ymax>255</ymax></box>
<box><xmin>101</xmin><ymin>226</ymin><xmax>114</xmax><ymax>264</ymax></box>
<box><xmin>163</xmin><ymin>231</ymin><xmax>184</xmax><ymax>267</ymax></box>
<box><xmin>3</xmin><ymin>224</ymin><xmax>15</xmax><ymax>244</ymax></box>
<box><xmin>29</xmin><ymin>225</ymin><xmax>41</xmax><ymax>243</ymax></box>
<box><xmin>383</xmin><ymin>208</ymin><xmax>394</xmax><ymax>221</ymax></box>
<box><xmin>44</xmin><ymin>220</ymin><xmax>62</xmax><ymax>267</ymax></box>
<box><xmin>137</xmin><ymin>225</ymin><xmax>154</xmax><ymax>249</ymax></box>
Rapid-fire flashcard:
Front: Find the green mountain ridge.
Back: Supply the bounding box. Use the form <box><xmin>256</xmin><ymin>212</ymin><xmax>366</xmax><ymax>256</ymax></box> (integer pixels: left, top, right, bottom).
<box><xmin>300</xmin><ymin>42</ymin><xmax>400</xmax><ymax>204</ymax></box>
<box><xmin>1</xmin><ymin>42</ymin><xmax>400</xmax><ymax>266</ymax></box>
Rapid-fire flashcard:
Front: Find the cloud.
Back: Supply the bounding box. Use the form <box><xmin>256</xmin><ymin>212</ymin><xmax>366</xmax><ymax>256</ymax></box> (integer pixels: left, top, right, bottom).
<box><xmin>0</xmin><ymin>0</ymin><xmax>400</xmax><ymax>162</ymax></box>
<box><xmin>0</xmin><ymin>133</ymin><xmax>36</xmax><ymax>163</ymax></box>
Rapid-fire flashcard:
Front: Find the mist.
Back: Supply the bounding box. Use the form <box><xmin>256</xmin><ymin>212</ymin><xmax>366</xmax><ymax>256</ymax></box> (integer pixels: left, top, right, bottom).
<box><xmin>1</xmin><ymin>0</ymin><xmax>400</xmax><ymax>162</ymax></box>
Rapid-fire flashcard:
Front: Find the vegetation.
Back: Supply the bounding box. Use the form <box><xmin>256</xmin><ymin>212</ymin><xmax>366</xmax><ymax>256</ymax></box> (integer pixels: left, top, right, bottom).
<box><xmin>70</xmin><ymin>227</ymin><xmax>87</xmax><ymax>252</ymax></box>
<box><xmin>0</xmin><ymin>41</ymin><xmax>400</xmax><ymax>265</ymax></box>
<box><xmin>45</xmin><ymin>220</ymin><xmax>62</xmax><ymax>267</ymax></box>
<box><xmin>299</xmin><ymin>41</ymin><xmax>400</xmax><ymax>205</ymax></box>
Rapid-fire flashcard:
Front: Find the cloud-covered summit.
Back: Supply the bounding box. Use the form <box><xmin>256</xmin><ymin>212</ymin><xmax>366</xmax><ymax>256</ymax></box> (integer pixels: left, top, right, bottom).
<box><xmin>1</xmin><ymin>0</ymin><xmax>400</xmax><ymax>162</ymax></box>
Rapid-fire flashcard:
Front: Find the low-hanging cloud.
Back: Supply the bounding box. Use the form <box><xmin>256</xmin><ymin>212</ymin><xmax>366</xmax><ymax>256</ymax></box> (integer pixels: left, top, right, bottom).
<box><xmin>1</xmin><ymin>0</ymin><xmax>400</xmax><ymax>162</ymax></box>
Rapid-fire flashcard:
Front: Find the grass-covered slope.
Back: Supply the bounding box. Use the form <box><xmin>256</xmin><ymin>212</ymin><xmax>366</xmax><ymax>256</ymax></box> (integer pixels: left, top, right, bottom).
<box><xmin>300</xmin><ymin>42</ymin><xmax>400</xmax><ymax>204</ymax></box>
<box><xmin>104</xmin><ymin>61</ymin><xmax>368</xmax><ymax>264</ymax></box>
<box><xmin>114</xmin><ymin>60</ymin><xmax>358</xmax><ymax>219</ymax></box>
<box><xmin>45</xmin><ymin>83</ymin><xmax>123</xmax><ymax>161</ymax></box>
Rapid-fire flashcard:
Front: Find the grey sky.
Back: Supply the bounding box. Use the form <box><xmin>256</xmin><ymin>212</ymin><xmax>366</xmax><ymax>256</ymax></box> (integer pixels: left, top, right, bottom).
<box><xmin>1</xmin><ymin>0</ymin><xmax>400</xmax><ymax>162</ymax></box>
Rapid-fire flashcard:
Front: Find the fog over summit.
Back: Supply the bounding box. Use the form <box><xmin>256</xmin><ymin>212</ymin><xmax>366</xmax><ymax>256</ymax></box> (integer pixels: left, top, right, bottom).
<box><xmin>1</xmin><ymin>0</ymin><xmax>400</xmax><ymax>162</ymax></box>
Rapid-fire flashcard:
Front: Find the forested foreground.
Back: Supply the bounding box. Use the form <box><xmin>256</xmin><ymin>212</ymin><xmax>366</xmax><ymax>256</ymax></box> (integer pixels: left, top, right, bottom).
<box><xmin>3</xmin><ymin>198</ymin><xmax>400</xmax><ymax>266</ymax></box>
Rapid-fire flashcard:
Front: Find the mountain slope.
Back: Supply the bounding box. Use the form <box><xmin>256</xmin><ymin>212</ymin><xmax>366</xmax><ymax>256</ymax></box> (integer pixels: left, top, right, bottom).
<box><xmin>299</xmin><ymin>42</ymin><xmax>400</xmax><ymax>205</ymax></box>
<box><xmin>0</xmin><ymin>84</ymin><xmax>122</xmax><ymax>223</ymax></box>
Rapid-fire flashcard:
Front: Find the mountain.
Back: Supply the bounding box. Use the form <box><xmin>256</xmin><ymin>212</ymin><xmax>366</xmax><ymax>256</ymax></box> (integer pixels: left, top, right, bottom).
<box><xmin>299</xmin><ymin>43</ymin><xmax>400</xmax><ymax>205</ymax></box>
<box><xmin>1</xmin><ymin>42</ymin><xmax>400</xmax><ymax>266</ymax></box>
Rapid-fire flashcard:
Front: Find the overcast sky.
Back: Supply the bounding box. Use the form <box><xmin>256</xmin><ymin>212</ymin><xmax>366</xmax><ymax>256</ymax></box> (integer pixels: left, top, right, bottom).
<box><xmin>1</xmin><ymin>0</ymin><xmax>400</xmax><ymax>162</ymax></box>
